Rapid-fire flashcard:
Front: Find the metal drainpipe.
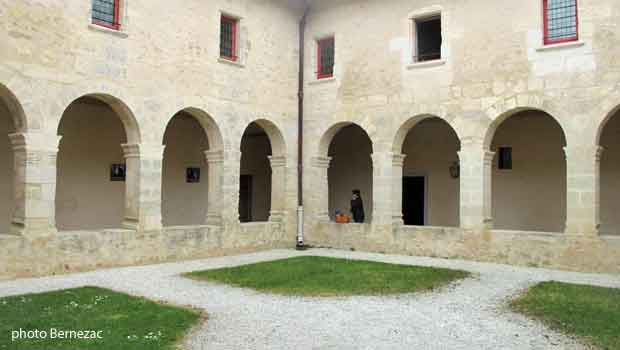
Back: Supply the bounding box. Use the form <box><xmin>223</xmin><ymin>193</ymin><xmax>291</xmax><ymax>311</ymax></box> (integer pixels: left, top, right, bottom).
<box><xmin>296</xmin><ymin>4</ymin><xmax>309</xmax><ymax>250</ymax></box>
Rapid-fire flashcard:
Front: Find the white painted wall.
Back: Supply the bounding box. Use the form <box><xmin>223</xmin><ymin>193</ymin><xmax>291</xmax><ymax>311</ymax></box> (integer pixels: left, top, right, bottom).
<box><xmin>162</xmin><ymin>114</ymin><xmax>209</xmax><ymax>227</ymax></box>
<box><xmin>491</xmin><ymin>111</ymin><xmax>567</xmax><ymax>232</ymax></box>
<box><xmin>600</xmin><ymin>112</ymin><xmax>620</xmax><ymax>235</ymax></box>
<box><xmin>0</xmin><ymin>104</ymin><xmax>14</xmax><ymax>234</ymax></box>
<box><xmin>402</xmin><ymin>118</ymin><xmax>460</xmax><ymax>227</ymax></box>
<box><xmin>328</xmin><ymin>125</ymin><xmax>373</xmax><ymax>222</ymax></box>
<box><xmin>56</xmin><ymin>100</ymin><xmax>127</xmax><ymax>231</ymax></box>
<box><xmin>240</xmin><ymin>134</ymin><xmax>272</xmax><ymax>222</ymax></box>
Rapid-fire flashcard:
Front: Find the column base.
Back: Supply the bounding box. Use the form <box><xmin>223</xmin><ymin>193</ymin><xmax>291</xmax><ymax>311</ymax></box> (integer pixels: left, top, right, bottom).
<box><xmin>268</xmin><ymin>211</ymin><xmax>287</xmax><ymax>223</ymax></box>
<box><xmin>10</xmin><ymin>219</ymin><xmax>56</xmax><ymax>238</ymax></box>
<box><xmin>206</xmin><ymin>214</ymin><xmax>223</xmax><ymax>226</ymax></box>
<box><xmin>122</xmin><ymin>217</ymin><xmax>140</xmax><ymax>231</ymax></box>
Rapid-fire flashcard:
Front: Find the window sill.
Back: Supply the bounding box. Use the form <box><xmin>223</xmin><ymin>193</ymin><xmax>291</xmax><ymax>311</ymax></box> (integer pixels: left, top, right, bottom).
<box><xmin>218</xmin><ymin>57</ymin><xmax>245</xmax><ymax>68</ymax></box>
<box><xmin>406</xmin><ymin>59</ymin><xmax>446</xmax><ymax>69</ymax></box>
<box><xmin>88</xmin><ymin>23</ymin><xmax>128</xmax><ymax>38</ymax></box>
<box><xmin>536</xmin><ymin>40</ymin><xmax>585</xmax><ymax>52</ymax></box>
<box><xmin>308</xmin><ymin>77</ymin><xmax>336</xmax><ymax>85</ymax></box>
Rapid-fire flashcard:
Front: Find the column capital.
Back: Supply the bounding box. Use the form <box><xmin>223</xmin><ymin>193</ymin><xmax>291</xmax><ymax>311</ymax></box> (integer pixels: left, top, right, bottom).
<box><xmin>205</xmin><ymin>149</ymin><xmax>224</xmax><ymax>164</ymax></box>
<box><xmin>311</xmin><ymin>156</ymin><xmax>332</xmax><ymax>169</ymax></box>
<box><xmin>460</xmin><ymin>136</ymin><xmax>485</xmax><ymax>149</ymax></box>
<box><xmin>8</xmin><ymin>132</ymin><xmax>61</xmax><ymax>153</ymax></box>
<box><xmin>392</xmin><ymin>153</ymin><xmax>406</xmax><ymax>167</ymax></box>
<box><xmin>121</xmin><ymin>143</ymin><xmax>141</xmax><ymax>159</ymax></box>
<box><xmin>268</xmin><ymin>155</ymin><xmax>287</xmax><ymax>168</ymax></box>
<box><xmin>563</xmin><ymin>145</ymin><xmax>605</xmax><ymax>161</ymax></box>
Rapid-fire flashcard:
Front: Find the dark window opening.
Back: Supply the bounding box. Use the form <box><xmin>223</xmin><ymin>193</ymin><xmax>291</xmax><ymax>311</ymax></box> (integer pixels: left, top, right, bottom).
<box><xmin>220</xmin><ymin>15</ymin><xmax>238</xmax><ymax>61</ymax></box>
<box><xmin>498</xmin><ymin>147</ymin><xmax>513</xmax><ymax>170</ymax></box>
<box><xmin>544</xmin><ymin>0</ymin><xmax>578</xmax><ymax>45</ymax></box>
<box><xmin>92</xmin><ymin>0</ymin><xmax>120</xmax><ymax>30</ymax></box>
<box><xmin>414</xmin><ymin>16</ymin><xmax>441</xmax><ymax>62</ymax></box>
<box><xmin>317</xmin><ymin>37</ymin><xmax>335</xmax><ymax>79</ymax></box>
<box><xmin>403</xmin><ymin>177</ymin><xmax>426</xmax><ymax>226</ymax></box>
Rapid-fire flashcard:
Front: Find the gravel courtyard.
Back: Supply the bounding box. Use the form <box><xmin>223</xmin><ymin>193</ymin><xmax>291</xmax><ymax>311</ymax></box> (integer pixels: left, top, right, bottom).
<box><xmin>1</xmin><ymin>249</ymin><xmax>619</xmax><ymax>350</ymax></box>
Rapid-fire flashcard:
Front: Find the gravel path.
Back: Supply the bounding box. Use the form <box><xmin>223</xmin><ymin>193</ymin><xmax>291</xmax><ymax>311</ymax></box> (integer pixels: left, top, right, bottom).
<box><xmin>1</xmin><ymin>249</ymin><xmax>619</xmax><ymax>350</ymax></box>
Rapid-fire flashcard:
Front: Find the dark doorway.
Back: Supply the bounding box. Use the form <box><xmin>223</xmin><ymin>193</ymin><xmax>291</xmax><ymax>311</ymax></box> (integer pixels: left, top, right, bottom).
<box><xmin>403</xmin><ymin>176</ymin><xmax>426</xmax><ymax>226</ymax></box>
<box><xmin>239</xmin><ymin>175</ymin><xmax>253</xmax><ymax>223</ymax></box>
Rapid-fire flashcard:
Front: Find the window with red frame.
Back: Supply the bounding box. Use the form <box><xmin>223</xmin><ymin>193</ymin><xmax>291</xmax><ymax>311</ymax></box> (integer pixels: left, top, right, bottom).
<box><xmin>543</xmin><ymin>0</ymin><xmax>578</xmax><ymax>45</ymax></box>
<box><xmin>317</xmin><ymin>37</ymin><xmax>335</xmax><ymax>79</ymax></box>
<box><xmin>220</xmin><ymin>16</ymin><xmax>238</xmax><ymax>61</ymax></box>
<box><xmin>92</xmin><ymin>0</ymin><xmax>120</xmax><ymax>30</ymax></box>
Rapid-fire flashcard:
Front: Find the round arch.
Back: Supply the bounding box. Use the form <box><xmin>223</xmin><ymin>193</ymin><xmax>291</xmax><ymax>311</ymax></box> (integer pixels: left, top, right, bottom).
<box><xmin>392</xmin><ymin>114</ymin><xmax>461</xmax><ymax>154</ymax></box>
<box><xmin>318</xmin><ymin>121</ymin><xmax>375</xmax><ymax>157</ymax></box>
<box><xmin>597</xmin><ymin>104</ymin><xmax>620</xmax><ymax>146</ymax></box>
<box><xmin>0</xmin><ymin>83</ymin><xmax>27</xmax><ymax>133</ymax></box>
<box><xmin>483</xmin><ymin>107</ymin><xmax>567</xmax><ymax>150</ymax></box>
<box><xmin>58</xmin><ymin>93</ymin><xmax>141</xmax><ymax>144</ymax></box>
<box><xmin>164</xmin><ymin>107</ymin><xmax>224</xmax><ymax>151</ymax></box>
<box><xmin>243</xmin><ymin>118</ymin><xmax>287</xmax><ymax>156</ymax></box>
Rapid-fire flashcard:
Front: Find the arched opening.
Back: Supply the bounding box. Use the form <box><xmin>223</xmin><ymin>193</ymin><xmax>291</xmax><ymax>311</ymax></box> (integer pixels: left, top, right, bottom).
<box><xmin>599</xmin><ymin>107</ymin><xmax>620</xmax><ymax>235</ymax></box>
<box><xmin>488</xmin><ymin>110</ymin><xmax>567</xmax><ymax>232</ymax></box>
<box><xmin>399</xmin><ymin>117</ymin><xmax>461</xmax><ymax>226</ymax></box>
<box><xmin>0</xmin><ymin>96</ymin><xmax>16</xmax><ymax>234</ymax></box>
<box><xmin>327</xmin><ymin>124</ymin><xmax>373</xmax><ymax>223</ymax></box>
<box><xmin>162</xmin><ymin>112</ymin><xmax>210</xmax><ymax>227</ymax></box>
<box><xmin>56</xmin><ymin>95</ymin><xmax>138</xmax><ymax>231</ymax></box>
<box><xmin>239</xmin><ymin>122</ymin><xmax>273</xmax><ymax>223</ymax></box>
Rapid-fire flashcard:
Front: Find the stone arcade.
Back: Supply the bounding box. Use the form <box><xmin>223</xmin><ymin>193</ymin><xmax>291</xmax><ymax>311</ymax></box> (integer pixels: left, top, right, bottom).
<box><xmin>1</xmin><ymin>0</ymin><xmax>619</xmax><ymax>279</ymax></box>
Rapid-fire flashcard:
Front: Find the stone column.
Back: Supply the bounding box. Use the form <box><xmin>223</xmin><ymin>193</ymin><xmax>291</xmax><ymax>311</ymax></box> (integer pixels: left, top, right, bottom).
<box><xmin>222</xmin><ymin>150</ymin><xmax>242</xmax><ymax>224</ymax></box>
<box><xmin>459</xmin><ymin>137</ymin><xmax>495</xmax><ymax>230</ymax></box>
<box><xmin>564</xmin><ymin>145</ymin><xmax>602</xmax><ymax>236</ymax></box>
<box><xmin>392</xmin><ymin>153</ymin><xmax>406</xmax><ymax>226</ymax></box>
<box><xmin>121</xmin><ymin>143</ymin><xmax>165</xmax><ymax>231</ymax></box>
<box><xmin>205</xmin><ymin>150</ymin><xmax>224</xmax><ymax>226</ymax></box>
<box><xmin>311</xmin><ymin>156</ymin><xmax>331</xmax><ymax>222</ymax></box>
<box><xmin>8</xmin><ymin>132</ymin><xmax>59</xmax><ymax>237</ymax></box>
<box><xmin>268</xmin><ymin>155</ymin><xmax>287</xmax><ymax>222</ymax></box>
<box><xmin>371</xmin><ymin>151</ymin><xmax>394</xmax><ymax>226</ymax></box>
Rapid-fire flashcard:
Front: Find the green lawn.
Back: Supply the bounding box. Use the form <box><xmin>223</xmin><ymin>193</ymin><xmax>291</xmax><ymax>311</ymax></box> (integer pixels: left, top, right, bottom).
<box><xmin>0</xmin><ymin>287</ymin><xmax>201</xmax><ymax>350</ymax></box>
<box><xmin>185</xmin><ymin>256</ymin><xmax>469</xmax><ymax>296</ymax></box>
<box><xmin>511</xmin><ymin>281</ymin><xmax>620</xmax><ymax>350</ymax></box>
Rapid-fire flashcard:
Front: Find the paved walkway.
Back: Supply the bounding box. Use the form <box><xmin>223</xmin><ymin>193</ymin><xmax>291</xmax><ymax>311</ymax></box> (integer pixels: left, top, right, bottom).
<box><xmin>1</xmin><ymin>249</ymin><xmax>618</xmax><ymax>349</ymax></box>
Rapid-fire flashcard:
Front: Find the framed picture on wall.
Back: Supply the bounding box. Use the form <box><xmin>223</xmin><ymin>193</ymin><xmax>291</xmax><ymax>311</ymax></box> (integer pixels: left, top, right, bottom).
<box><xmin>186</xmin><ymin>167</ymin><xmax>201</xmax><ymax>183</ymax></box>
<box><xmin>110</xmin><ymin>164</ymin><xmax>126</xmax><ymax>182</ymax></box>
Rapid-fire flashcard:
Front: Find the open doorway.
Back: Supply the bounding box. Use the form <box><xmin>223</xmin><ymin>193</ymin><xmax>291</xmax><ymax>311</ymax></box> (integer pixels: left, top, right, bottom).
<box><xmin>403</xmin><ymin>176</ymin><xmax>426</xmax><ymax>226</ymax></box>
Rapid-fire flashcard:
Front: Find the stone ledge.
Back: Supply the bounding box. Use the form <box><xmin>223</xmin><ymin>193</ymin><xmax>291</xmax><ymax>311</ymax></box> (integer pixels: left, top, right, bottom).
<box><xmin>87</xmin><ymin>24</ymin><xmax>129</xmax><ymax>38</ymax></box>
<box><xmin>535</xmin><ymin>40</ymin><xmax>585</xmax><ymax>52</ymax></box>
<box><xmin>406</xmin><ymin>59</ymin><xmax>446</xmax><ymax>70</ymax></box>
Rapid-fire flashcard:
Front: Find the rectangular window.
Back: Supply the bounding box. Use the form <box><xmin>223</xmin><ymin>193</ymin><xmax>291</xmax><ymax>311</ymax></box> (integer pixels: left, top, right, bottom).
<box><xmin>92</xmin><ymin>0</ymin><xmax>120</xmax><ymax>30</ymax></box>
<box><xmin>498</xmin><ymin>147</ymin><xmax>513</xmax><ymax>170</ymax></box>
<box><xmin>543</xmin><ymin>0</ymin><xmax>578</xmax><ymax>45</ymax></box>
<box><xmin>220</xmin><ymin>15</ymin><xmax>238</xmax><ymax>61</ymax></box>
<box><xmin>414</xmin><ymin>16</ymin><xmax>442</xmax><ymax>62</ymax></box>
<box><xmin>317</xmin><ymin>37</ymin><xmax>335</xmax><ymax>79</ymax></box>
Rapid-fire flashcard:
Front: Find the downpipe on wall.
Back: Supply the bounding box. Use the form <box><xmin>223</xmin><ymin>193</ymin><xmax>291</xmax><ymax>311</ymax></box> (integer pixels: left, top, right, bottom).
<box><xmin>296</xmin><ymin>3</ymin><xmax>309</xmax><ymax>251</ymax></box>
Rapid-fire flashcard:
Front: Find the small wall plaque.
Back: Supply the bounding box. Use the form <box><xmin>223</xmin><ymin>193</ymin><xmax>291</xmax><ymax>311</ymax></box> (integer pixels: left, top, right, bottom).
<box><xmin>110</xmin><ymin>164</ymin><xmax>126</xmax><ymax>182</ymax></box>
<box><xmin>186</xmin><ymin>167</ymin><xmax>201</xmax><ymax>183</ymax></box>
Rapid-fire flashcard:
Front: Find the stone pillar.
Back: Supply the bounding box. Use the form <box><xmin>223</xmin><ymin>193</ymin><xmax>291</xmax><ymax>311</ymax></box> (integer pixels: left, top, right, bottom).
<box><xmin>222</xmin><ymin>150</ymin><xmax>242</xmax><ymax>224</ymax></box>
<box><xmin>121</xmin><ymin>143</ymin><xmax>165</xmax><ymax>231</ymax></box>
<box><xmin>8</xmin><ymin>132</ymin><xmax>59</xmax><ymax>237</ymax></box>
<box><xmin>268</xmin><ymin>155</ymin><xmax>287</xmax><ymax>222</ymax></box>
<box><xmin>459</xmin><ymin>138</ymin><xmax>494</xmax><ymax>230</ymax></box>
<box><xmin>371</xmin><ymin>151</ymin><xmax>394</xmax><ymax>226</ymax></box>
<box><xmin>392</xmin><ymin>153</ymin><xmax>406</xmax><ymax>226</ymax></box>
<box><xmin>564</xmin><ymin>145</ymin><xmax>602</xmax><ymax>236</ymax></box>
<box><xmin>311</xmin><ymin>156</ymin><xmax>331</xmax><ymax>222</ymax></box>
<box><xmin>205</xmin><ymin>150</ymin><xmax>224</xmax><ymax>226</ymax></box>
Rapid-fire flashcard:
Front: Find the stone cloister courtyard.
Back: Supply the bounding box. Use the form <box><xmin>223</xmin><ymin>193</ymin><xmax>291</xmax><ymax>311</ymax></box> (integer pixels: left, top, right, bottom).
<box><xmin>1</xmin><ymin>249</ymin><xmax>619</xmax><ymax>350</ymax></box>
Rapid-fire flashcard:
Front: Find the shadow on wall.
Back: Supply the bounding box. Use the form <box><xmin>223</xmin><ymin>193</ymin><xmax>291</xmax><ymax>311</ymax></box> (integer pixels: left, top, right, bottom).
<box><xmin>600</xmin><ymin>109</ymin><xmax>620</xmax><ymax>235</ymax></box>
<box><xmin>240</xmin><ymin>123</ymin><xmax>272</xmax><ymax>223</ymax></box>
<box><xmin>328</xmin><ymin>124</ymin><xmax>373</xmax><ymax>222</ymax></box>
<box><xmin>490</xmin><ymin>110</ymin><xmax>567</xmax><ymax>233</ymax></box>
<box><xmin>0</xmin><ymin>102</ymin><xmax>15</xmax><ymax>234</ymax></box>
<box><xmin>401</xmin><ymin>118</ymin><xmax>461</xmax><ymax>227</ymax></box>
<box><xmin>55</xmin><ymin>98</ymin><xmax>128</xmax><ymax>231</ymax></box>
<box><xmin>162</xmin><ymin>113</ymin><xmax>210</xmax><ymax>227</ymax></box>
